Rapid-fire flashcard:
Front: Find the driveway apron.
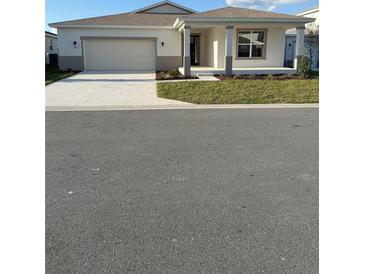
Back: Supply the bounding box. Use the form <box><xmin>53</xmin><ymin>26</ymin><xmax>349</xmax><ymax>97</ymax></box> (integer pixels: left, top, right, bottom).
<box><xmin>46</xmin><ymin>71</ymin><xmax>190</xmax><ymax>108</ymax></box>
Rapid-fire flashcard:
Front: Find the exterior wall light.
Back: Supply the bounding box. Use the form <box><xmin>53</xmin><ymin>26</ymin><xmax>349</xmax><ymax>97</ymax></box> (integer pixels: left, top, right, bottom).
<box><xmin>161</xmin><ymin>42</ymin><xmax>165</xmax><ymax>47</ymax></box>
<box><xmin>73</xmin><ymin>41</ymin><xmax>78</xmax><ymax>48</ymax></box>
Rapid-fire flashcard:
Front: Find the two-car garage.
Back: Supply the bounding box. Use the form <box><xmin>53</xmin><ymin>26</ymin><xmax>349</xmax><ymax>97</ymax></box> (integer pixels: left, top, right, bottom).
<box><xmin>83</xmin><ymin>38</ymin><xmax>156</xmax><ymax>71</ymax></box>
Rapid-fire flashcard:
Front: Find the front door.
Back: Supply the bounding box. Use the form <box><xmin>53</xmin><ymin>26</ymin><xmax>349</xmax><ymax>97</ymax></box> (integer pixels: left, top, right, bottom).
<box><xmin>190</xmin><ymin>35</ymin><xmax>200</xmax><ymax>65</ymax></box>
<box><xmin>284</xmin><ymin>36</ymin><xmax>296</xmax><ymax>68</ymax></box>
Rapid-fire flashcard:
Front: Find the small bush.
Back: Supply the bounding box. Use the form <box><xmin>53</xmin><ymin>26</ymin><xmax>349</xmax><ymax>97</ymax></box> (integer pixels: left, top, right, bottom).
<box><xmin>156</xmin><ymin>70</ymin><xmax>183</xmax><ymax>80</ymax></box>
<box><xmin>298</xmin><ymin>56</ymin><xmax>312</xmax><ymax>79</ymax></box>
<box><xmin>165</xmin><ymin>70</ymin><xmax>181</xmax><ymax>78</ymax></box>
<box><xmin>156</xmin><ymin>70</ymin><xmax>198</xmax><ymax>80</ymax></box>
<box><xmin>267</xmin><ymin>74</ymin><xmax>274</xmax><ymax>80</ymax></box>
<box><xmin>172</xmin><ymin>70</ymin><xmax>182</xmax><ymax>77</ymax></box>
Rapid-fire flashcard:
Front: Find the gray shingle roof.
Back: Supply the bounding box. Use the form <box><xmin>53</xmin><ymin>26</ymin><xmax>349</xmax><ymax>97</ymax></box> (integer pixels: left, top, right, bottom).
<box><xmin>50</xmin><ymin>6</ymin><xmax>309</xmax><ymax>27</ymax></box>
<box><xmin>50</xmin><ymin>13</ymin><xmax>179</xmax><ymax>26</ymax></box>
<box><xmin>186</xmin><ymin>7</ymin><xmax>307</xmax><ymax>20</ymax></box>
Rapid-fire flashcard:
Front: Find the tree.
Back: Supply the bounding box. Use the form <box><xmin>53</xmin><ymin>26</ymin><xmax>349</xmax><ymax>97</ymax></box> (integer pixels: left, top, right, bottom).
<box><xmin>304</xmin><ymin>26</ymin><xmax>319</xmax><ymax>68</ymax></box>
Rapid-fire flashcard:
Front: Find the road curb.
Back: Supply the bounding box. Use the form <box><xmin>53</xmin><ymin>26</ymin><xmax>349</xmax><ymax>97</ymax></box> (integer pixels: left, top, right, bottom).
<box><xmin>46</xmin><ymin>103</ymin><xmax>319</xmax><ymax>112</ymax></box>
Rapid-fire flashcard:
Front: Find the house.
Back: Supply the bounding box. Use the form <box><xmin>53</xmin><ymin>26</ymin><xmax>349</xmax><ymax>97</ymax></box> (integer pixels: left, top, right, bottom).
<box><xmin>49</xmin><ymin>0</ymin><xmax>313</xmax><ymax>76</ymax></box>
<box><xmin>284</xmin><ymin>7</ymin><xmax>319</xmax><ymax>70</ymax></box>
<box><xmin>45</xmin><ymin>31</ymin><xmax>59</xmax><ymax>65</ymax></box>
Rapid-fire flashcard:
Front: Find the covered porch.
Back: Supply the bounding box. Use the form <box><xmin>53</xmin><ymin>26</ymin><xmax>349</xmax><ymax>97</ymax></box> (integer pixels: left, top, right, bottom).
<box><xmin>173</xmin><ymin>16</ymin><xmax>312</xmax><ymax>76</ymax></box>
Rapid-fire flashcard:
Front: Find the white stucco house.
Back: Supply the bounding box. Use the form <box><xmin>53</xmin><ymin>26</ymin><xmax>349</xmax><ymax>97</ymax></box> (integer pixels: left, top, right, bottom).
<box><xmin>284</xmin><ymin>7</ymin><xmax>319</xmax><ymax>70</ymax></box>
<box><xmin>45</xmin><ymin>31</ymin><xmax>59</xmax><ymax>64</ymax></box>
<box><xmin>49</xmin><ymin>0</ymin><xmax>313</xmax><ymax>76</ymax></box>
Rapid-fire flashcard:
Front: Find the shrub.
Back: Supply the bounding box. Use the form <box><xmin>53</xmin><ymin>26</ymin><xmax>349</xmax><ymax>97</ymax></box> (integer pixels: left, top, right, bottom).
<box><xmin>168</xmin><ymin>70</ymin><xmax>182</xmax><ymax>78</ymax></box>
<box><xmin>156</xmin><ymin>70</ymin><xmax>198</xmax><ymax>80</ymax></box>
<box><xmin>160</xmin><ymin>70</ymin><xmax>182</xmax><ymax>79</ymax></box>
<box><xmin>298</xmin><ymin>56</ymin><xmax>312</xmax><ymax>79</ymax></box>
<box><xmin>267</xmin><ymin>74</ymin><xmax>274</xmax><ymax>80</ymax></box>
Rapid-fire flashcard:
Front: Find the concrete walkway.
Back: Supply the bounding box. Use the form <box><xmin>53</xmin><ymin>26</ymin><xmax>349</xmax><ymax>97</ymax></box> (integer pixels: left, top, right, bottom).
<box><xmin>46</xmin><ymin>71</ymin><xmax>191</xmax><ymax>109</ymax></box>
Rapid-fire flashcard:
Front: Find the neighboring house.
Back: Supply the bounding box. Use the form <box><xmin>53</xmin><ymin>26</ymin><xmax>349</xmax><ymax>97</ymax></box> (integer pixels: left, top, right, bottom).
<box><xmin>49</xmin><ymin>0</ymin><xmax>313</xmax><ymax>76</ymax></box>
<box><xmin>284</xmin><ymin>7</ymin><xmax>319</xmax><ymax>70</ymax></box>
<box><xmin>45</xmin><ymin>31</ymin><xmax>59</xmax><ymax>65</ymax></box>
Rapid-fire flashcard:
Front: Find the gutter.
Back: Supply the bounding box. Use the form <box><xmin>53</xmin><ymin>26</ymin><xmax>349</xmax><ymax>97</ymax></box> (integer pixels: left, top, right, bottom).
<box><xmin>49</xmin><ymin>17</ymin><xmax>314</xmax><ymax>30</ymax></box>
<box><xmin>48</xmin><ymin>24</ymin><xmax>174</xmax><ymax>29</ymax></box>
<box><xmin>173</xmin><ymin>16</ymin><xmax>314</xmax><ymax>29</ymax></box>
<box><xmin>45</xmin><ymin>33</ymin><xmax>57</xmax><ymax>38</ymax></box>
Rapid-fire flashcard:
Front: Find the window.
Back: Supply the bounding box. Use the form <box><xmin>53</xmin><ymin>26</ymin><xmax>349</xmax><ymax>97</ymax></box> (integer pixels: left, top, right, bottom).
<box><xmin>237</xmin><ymin>30</ymin><xmax>266</xmax><ymax>58</ymax></box>
<box><xmin>49</xmin><ymin>39</ymin><xmax>53</xmax><ymax>51</ymax></box>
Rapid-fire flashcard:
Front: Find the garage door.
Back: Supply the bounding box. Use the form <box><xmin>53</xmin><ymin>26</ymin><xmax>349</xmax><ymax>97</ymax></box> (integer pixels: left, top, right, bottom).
<box><xmin>83</xmin><ymin>38</ymin><xmax>156</xmax><ymax>71</ymax></box>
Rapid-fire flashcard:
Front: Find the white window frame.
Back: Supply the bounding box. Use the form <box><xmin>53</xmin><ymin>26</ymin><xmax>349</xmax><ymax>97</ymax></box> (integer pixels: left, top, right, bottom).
<box><xmin>236</xmin><ymin>29</ymin><xmax>267</xmax><ymax>59</ymax></box>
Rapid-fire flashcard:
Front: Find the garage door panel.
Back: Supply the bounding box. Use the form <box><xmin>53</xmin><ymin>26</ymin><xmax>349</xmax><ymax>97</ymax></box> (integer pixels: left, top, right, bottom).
<box><xmin>84</xmin><ymin>39</ymin><xmax>156</xmax><ymax>71</ymax></box>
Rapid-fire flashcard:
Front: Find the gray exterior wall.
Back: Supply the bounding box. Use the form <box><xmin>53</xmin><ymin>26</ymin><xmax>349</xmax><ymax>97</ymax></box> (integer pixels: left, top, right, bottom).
<box><xmin>59</xmin><ymin>56</ymin><xmax>84</xmax><ymax>71</ymax></box>
<box><xmin>156</xmin><ymin>56</ymin><xmax>182</xmax><ymax>71</ymax></box>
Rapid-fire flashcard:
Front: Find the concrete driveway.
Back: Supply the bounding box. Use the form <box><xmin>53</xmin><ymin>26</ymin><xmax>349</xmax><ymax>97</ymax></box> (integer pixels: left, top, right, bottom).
<box><xmin>46</xmin><ymin>71</ymin><xmax>190</xmax><ymax>109</ymax></box>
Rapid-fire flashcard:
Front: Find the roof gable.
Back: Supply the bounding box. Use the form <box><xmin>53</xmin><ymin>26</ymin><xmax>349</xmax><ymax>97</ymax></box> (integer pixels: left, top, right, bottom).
<box><xmin>133</xmin><ymin>1</ymin><xmax>196</xmax><ymax>14</ymax></box>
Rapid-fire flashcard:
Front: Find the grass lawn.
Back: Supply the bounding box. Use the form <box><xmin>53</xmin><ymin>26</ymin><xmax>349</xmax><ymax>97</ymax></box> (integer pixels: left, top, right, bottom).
<box><xmin>157</xmin><ymin>77</ymin><xmax>319</xmax><ymax>104</ymax></box>
<box><xmin>45</xmin><ymin>65</ymin><xmax>78</xmax><ymax>85</ymax></box>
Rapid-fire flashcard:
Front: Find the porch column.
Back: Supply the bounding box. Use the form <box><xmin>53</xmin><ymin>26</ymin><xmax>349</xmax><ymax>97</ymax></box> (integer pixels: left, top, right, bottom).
<box><xmin>183</xmin><ymin>26</ymin><xmax>191</xmax><ymax>77</ymax></box>
<box><xmin>294</xmin><ymin>26</ymin><xmax>305</xmax><ymax>70</ymax></box>
<box><xmin>225</xmin><ymin>26</ymin><xmax>234</xmax><ymax>76</ymax></box>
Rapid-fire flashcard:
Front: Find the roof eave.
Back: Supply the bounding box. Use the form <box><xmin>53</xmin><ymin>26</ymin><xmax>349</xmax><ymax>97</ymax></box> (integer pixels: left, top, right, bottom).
<box><xmin>48</xmin><ymin>23</ymin><xmax>174</xmax><ymax>29</ymax></box>
<box><xmin>45</xmin><ymin>31</ymin><xmax>57</xmax><ymax>37</ymax></box>
<box><xmin>173</xmin><ymin>16</ymin><xmax>314</xmax><ymax>29</ymax></box>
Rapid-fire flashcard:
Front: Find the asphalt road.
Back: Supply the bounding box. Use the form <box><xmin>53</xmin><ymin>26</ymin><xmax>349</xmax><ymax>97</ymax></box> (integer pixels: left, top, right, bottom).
<box><xmin>46</xmin><ymin>108</ymin><xmax>318</xmax><ymax>273</ymax></box>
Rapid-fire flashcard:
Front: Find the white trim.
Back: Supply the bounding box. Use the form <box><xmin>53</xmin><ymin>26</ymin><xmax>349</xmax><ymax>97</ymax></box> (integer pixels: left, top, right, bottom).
<box><xmin>296</xmin><ymin>8</ymin><xmax>319</xmax><ymax>16</ymax></box>
<box><xmin>173</xmin><ymin>17</ymin><xmax>313</xmax><ymax>29</ymax></box>
<box><xmin>177</xmin><ymin>24</ymin><xmax>185</xmax><ymax>32</ymax></box>
<box><xmin>173</xmin><ymin>18</ymin><xmax>181</xmax><ymax>29</ymax></box>
<box><xmin>49</xmin><ymin>24</ymin><xmax>174</xmax><ymax>29</ymax></box>
<box><xmin>237</xmin><ymin>30</ymin><xmax>266</xmax><ymax>59</ymax></box>
<box><xmin>131</xmin><ymin>0</ymin><xmax>197</xmax><ymax>14</ymax></box>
